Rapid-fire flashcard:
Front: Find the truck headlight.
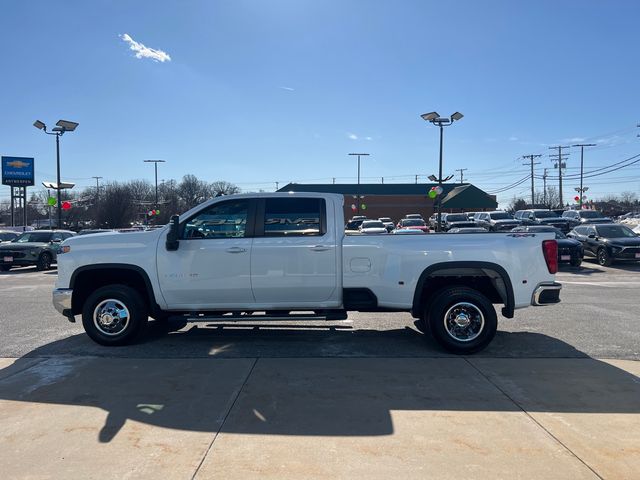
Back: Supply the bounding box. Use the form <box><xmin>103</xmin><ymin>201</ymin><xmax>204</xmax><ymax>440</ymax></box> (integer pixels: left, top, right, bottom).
<box><xmin>60</xmin><ymin>245</ymin><xmax>71</xmax><ymax>254</ymax></box>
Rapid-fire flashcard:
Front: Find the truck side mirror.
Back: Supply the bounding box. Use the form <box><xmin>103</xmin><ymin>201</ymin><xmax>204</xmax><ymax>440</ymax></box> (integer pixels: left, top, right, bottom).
<box><xmin>166</xmin><ymin>215</ymin><xmax>180</xmax><ymax>251</ymax></box>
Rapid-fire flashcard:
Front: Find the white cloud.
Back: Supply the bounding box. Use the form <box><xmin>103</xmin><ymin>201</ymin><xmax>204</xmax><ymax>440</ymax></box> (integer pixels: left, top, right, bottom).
<box><xmin>508</xmin><ymin>136</ymin><xmax>518</xmax><ymax>141</ymax></box>
<box><xmin>279</xmin><ymin>86</ymin><xmax>295</xmax><ymax>91</ymax></box>
<box><xmin>120</xmin><ymin>33</ymin><xmax>171</xmax><ymax>63</ymax></box>
<box><xmin>347</xmin><ymin>133</ymin><xmax>358</xmax><ymax>140</ymax></box>
<box><xmin>365</xmin><ymin>136</ymin><xmax>373</xmax><ymax>141</ymax></box>
<box><xmin>561</xmin><ymin>137</ymin><xmax>585</xmax><ymax>143</ymax></box>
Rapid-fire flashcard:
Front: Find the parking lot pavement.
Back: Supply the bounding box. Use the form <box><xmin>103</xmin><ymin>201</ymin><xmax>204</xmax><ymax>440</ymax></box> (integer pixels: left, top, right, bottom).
<box><xmin>0</xmin><ymin>356</ymin><xmax>638</xmax><ymax>479</ymax></box>
<box><xmin>0</xmin><ymin>262</ymin><xmax>639</xmax><ymax>479</ymax></box>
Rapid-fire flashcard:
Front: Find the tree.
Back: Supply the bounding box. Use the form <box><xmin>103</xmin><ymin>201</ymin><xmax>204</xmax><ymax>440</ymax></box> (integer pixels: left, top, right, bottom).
<box><xmin>210</xmin><ymin>180</ymin><xmax>240</xmax><ymax>197</ymax></box>
<box><xmin>507</xmin><ymin>197</ymin><xmax>528</xmax><ymax>213</ymax></box>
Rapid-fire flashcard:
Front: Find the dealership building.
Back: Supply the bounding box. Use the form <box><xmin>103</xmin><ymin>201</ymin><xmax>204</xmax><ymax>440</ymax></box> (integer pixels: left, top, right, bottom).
<box><xmin>277</xmin><ymin>183</ymin><xmax>498</xmax><ymax>221</ymax></box>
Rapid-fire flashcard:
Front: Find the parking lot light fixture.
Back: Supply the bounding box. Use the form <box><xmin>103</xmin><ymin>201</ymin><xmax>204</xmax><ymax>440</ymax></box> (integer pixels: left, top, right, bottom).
<box><xmin>421</xmin><ymin>111</ymin><xmax>463</xmax><ymax>232</ymax></box>
<box><xmin>33</xmin><ymin>118</ymin><xmax>79</xmax><ymax>229</ymax></box>
<box><xmin>421</xmin><ymin>112</ymin><xmax>440</xmax><ymax>122</ymax></box>
<box><xmin>348</xmin><ymin>153</ymin><xmax>370</xmax><ymax>215</ymax></box>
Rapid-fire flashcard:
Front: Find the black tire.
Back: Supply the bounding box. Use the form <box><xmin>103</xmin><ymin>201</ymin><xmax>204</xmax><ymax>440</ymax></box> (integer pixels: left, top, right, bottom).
<box><xmin>423</xmin><ymin>286</ymin><xmax>497</xmax><ymax>354</ymax></box>
<box><xmin>81</xmin><ymin>285</ymin><xmax>148</xmax><ymax>346</ymax></box>
<box><xmin>570</xmin><ymin>257</ymin><xmax>582</xmax><ymax>268</ymax></box>
<box><xmin>36</xmin><ymin>252</ymin><xmax>52</xmax><ymax>271</ymax></box>
<box><xmin>597</xmin><ymin>248</ymin><xmax>612</xmax><ymax>267</ymax></box>
<box><xmin>0</xmin><ymin>265</ymin><xmax>11</xmax><ymax>272</ymax></box>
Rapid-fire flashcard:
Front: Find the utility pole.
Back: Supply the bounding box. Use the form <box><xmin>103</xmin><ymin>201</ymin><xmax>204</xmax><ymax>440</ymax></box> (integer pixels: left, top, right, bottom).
<box><xmin>92</xmin><ymin>176</ymin><xmax>103</xmax><ymax>226</ymax></box>
<box><xmin>144</xmin><ymin>160</ymin><xmax>166</xmax><ymax>209</ymax></box>
<box><xmin>415</xmin><ymin>174</ymin><xmax>419</xmax><ymax>184</ymax></box>
<box><xmin>572</xmin><ymin>143</ymin><xmax>596</xmax><ymax>209</ymax></box>
<box><xmin>332</xmin><ymin>177</ymin><xmax>336</xmax><ymax>184</ymax></box>
<box><xmin>381</xmin><ymin>177</ymin><xmax>384</xmax><ymax>184</ymax></box>
<box><xmin>275</xmin><ymin>181</ymin><xmax>279</xmax><ymax>191</ymax></box>
<box><xmin>549</xmin><ymin>146</ymin><xmax>570</xmax><ymax>208</ymax></box>
<box><xmin>521</xmin><ymin>155</ymin><xmax>541</xmax><ymax>206</ymax></box>
<box><xmin>455</xmin><ymin>168</ymin><xmax>468</xmax><ymax>184</ymax></box>
<box><xmin>542</xmin><ymin>169</ymin><xmax>548</xmax><ymax>207</ymax></box>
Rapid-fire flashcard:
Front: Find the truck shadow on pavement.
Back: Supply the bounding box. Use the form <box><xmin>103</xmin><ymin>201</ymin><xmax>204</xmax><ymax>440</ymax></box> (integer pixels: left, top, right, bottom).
<box><xmin>0</xmin><ymin>328</ymin><xmax>638</xmax><ymax>443</ymax></box>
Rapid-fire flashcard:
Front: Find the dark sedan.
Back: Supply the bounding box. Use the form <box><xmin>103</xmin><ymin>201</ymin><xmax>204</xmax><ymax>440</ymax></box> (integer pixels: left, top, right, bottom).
<box><xmin>512</xmin><ymin>225</ymin><xmax>583</xmax><ymax>267</ymax></box>
<box><xmin>567</xmin><ymin>223</ymin><xmax>640</xmax><ymax>266</ymax></box>
<box><xmin>0</xmin><ymin>230</ymin><xmax>75</xmax><ymax>271</ymax></box>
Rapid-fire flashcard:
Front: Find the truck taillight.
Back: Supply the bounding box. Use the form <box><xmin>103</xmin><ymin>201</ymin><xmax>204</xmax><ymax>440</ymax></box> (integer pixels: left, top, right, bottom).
<box><xmin>542</xmin><ymin>240</ymin><xmax>558</xmax><ymax>274</ymax></box>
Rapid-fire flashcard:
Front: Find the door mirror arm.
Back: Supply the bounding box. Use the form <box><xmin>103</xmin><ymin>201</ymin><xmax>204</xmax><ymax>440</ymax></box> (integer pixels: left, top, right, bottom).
<box><xmin>166</xmin><ymin>215</ymin><xmax>180</xmax><ymax>251</ymax></box>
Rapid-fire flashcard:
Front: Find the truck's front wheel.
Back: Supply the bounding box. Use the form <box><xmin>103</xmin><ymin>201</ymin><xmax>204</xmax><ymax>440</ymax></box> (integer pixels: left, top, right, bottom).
<box><xmin>423</xmin><ymin>286</ymin><xmax>497</xmax><ymax>354</ymax></box>
<box><xmin>81</xmin><ymin>285</ymin><xmax>148</xmax><ymax>346</ymax></box>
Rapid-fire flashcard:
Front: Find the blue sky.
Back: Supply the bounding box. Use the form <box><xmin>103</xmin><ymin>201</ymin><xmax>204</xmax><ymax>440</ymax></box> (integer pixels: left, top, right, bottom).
<box><xmin>1</xmin><ymin>0</ymin><xmax>639</xmax><ymax>206</ymax></box>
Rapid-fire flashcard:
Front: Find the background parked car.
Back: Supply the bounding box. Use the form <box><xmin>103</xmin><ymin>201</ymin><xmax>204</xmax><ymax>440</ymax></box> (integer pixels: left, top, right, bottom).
<box><xmin>0</xmin><ymin>231</ymin><xmax>19</xmax><ymax>243</ymax></box>
<box><xmin>512</xmin><ymin>225</ymin><xmax>583</xmax><ymax>267</ymax></box>
<box><xmin>567</xmin><ymin>223</ymin><xmax>640</xmax><ymax>266</ymax></box>
<box><xmin>0</xmin><ymin>230</ymin><xmax>75</xmax><ymax>271</ymax></box>
<box><xmin>447</xmin><ymin>227</ymin><xmax>489</xmax><ymax>234</ymax></box>
<box><xmin>562</xmin><ymin>209</ymin><xmax>612</xmax><ymax>228</ymax></box>
<box><xmin>77</xmin><ymin>229</ymin><xmax>114</xmax><ymax>236</ymax></box>
<box><xmin>391</xmin><ymin>228</ymin><xmax>426</xmax><ymax>234</ymax></box>
<box><xmin>345</xmin><ymin>218</ymin><xmax>367</xmax><ymax>233</ymax></box>
<box><xmin>404</xmin><ymin>213</ymin><xmax>423</xmax><ymax>220</ymax></box>
<box><xmin>359</xmin><ymin>220</ymin><xmax>388</xmax><ymax>234</ymax></box>
<box><xmin>473</xmin><ymin>211</ymin><xmax>520</xmax><ymax>231</ymax></box>
<box><xmin>465</xmin><ymin>212</ymin><xmax>483</xmax><ymax>221</ymax></box>
<box><xmin>514</xmin><ymin>209</ymin><xmax>571</xmax><ymax>233</ymax></box>
<box><xmin>396</xmin><ymin>218</ymin><xmax>429</xmax><ymax>232</ymax></box>
<box><xmin>378</xmin><ymin>217</ymin><xmax>395</xmax><ymax>232</ymax></box>
<box><xmin>442</xmin><ymin>213</ymin><xmax>476</xmax><ymax>231</ymax></box>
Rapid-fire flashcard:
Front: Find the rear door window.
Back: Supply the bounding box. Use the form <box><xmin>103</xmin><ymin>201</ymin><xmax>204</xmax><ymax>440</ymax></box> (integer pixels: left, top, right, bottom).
<box><xmin>262</xmin><ymin>198</ymin><xmax>325</xmax><ymax>237</ymax></box>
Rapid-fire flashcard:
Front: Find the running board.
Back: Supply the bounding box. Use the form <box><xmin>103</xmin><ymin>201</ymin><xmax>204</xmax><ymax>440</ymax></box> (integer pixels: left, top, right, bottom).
<box><xmin>179</xmin><ymin>310</ymin><xmax>349</xmax><ymax>322</ymax></box>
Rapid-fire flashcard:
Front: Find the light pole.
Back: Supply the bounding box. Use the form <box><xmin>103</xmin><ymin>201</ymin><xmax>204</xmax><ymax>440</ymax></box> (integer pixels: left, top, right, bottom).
<box><xmin>421</xmin><ymin>111</ymin><xmax>463</xmax><ymax>231</ymax></box>
<box><xmin>348</xmin><ymin>153</ymin><xmax>369</xmax><ymax>215</ymax></box>
<box><xmin>144</xmin><ymin>159</ymin><xmax>166</xmax><ymax>211</ymax></box>
<box><xmin>33</xmin><ymin>119</ymin><xmax>79</xmax><ymax>229</ymax></box>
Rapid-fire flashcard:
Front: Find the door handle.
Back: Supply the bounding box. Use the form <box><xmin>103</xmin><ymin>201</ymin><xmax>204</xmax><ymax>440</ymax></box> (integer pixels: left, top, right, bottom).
<box><xmin>226</xmin><ymin>247</ymin><xmax>246</xmax><ymax>254</ymax></box>
<box><xmin>309</xmin><ymin>245</ymin><xmax>331</xmax><ymax>252</ymax></box>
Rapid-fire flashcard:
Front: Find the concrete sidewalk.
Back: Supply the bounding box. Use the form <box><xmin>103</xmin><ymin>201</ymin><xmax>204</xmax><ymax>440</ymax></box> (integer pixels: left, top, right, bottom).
<box><xmin>0</xmin><ymin>356</ymin><xmax>638</xmax><ymax>480</ymax></box>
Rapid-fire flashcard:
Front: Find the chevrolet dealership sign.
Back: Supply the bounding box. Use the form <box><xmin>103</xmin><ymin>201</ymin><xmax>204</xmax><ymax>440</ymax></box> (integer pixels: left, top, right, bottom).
<box><xmin>2</xmin><ymin>156</ymin><xmax>35</xmax><ymax>186</ymax></box>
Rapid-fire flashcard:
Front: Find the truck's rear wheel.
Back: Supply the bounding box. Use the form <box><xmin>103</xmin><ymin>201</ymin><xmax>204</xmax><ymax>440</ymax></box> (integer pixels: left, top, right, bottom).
<box><xmin>423</xmin><ymin>286</ymin><xmax>497</xmax><ymax>354</ymax></box>
<box><xmin>81</xmin><ymin>285</ymin><xmax>148</xmax><ymax>346</ymax></box>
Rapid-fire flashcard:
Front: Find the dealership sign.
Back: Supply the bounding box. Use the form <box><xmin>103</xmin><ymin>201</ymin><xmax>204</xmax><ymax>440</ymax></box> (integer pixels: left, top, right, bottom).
<box><xmin>1</xmin><ymin>156</ymin><xmax>35</xmax><ymax>186</ymax></box>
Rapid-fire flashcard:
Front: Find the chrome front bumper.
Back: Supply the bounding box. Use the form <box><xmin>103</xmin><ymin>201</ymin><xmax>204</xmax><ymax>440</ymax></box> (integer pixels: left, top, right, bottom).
<box><xmin>532</xmin><ymin>282</ymin><xmax>562</xmax><ymax>306</ymax></box>
<box><xmin>53</xmin><ymin>288</ymin><xmax>74</xmax><ymax>320</ymax></box>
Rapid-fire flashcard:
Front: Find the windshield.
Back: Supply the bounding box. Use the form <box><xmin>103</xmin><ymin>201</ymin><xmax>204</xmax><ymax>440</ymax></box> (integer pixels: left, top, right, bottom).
<box><xmin>596</xmin><ymin>225</ymin><xmax>637</xmax><ymax>238</ymax></box>
<box><xmin>579</xmin><ymin>210</ymin><xmax>604</xmax><ymax>218</ymax></box>
<box><xmin>446</xmin><ymin>214</ymin><xmax>468</xmax><ymax>222</ymax></box>
<box><xmin>489</xmin><ymin>212</ymin><xmax>512</xmax><ymax>220</ymax></box>
<box><xmin>402</xmin><ymin>219</ymin><xmax>425</xmax><ymax>226</ymax></box>
<box><xmin>362</xmin><ymin>221</ymin><xmax>384</xmax><ymax>228</ymax></box>
<box><xmin>13</xmin><ymin>232</ymin><xmax>52</xmax><ymax>243</ymax></box>
<box><xmin>534</xmin><ymin>211</ymin><xmax>559</xmax><ymax>218</ymax></box>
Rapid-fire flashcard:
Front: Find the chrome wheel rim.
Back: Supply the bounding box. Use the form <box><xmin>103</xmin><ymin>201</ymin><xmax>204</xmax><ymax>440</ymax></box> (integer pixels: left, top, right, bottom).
<box><xmin>443</xmin><ymin>302</ymin><xmax>485</xmax><ymax>342</ymax></box>
<box><xmin>93</xmin><ymin>299</ymin><xmax>130</xmax><ymax>336</ymax></box>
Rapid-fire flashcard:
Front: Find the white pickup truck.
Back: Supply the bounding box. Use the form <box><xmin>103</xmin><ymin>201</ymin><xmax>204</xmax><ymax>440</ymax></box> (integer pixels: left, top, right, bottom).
<box><xmin>53</xmin><ymin>192</ymin><xmax>561</xmax><ymax>354</ymax></box>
